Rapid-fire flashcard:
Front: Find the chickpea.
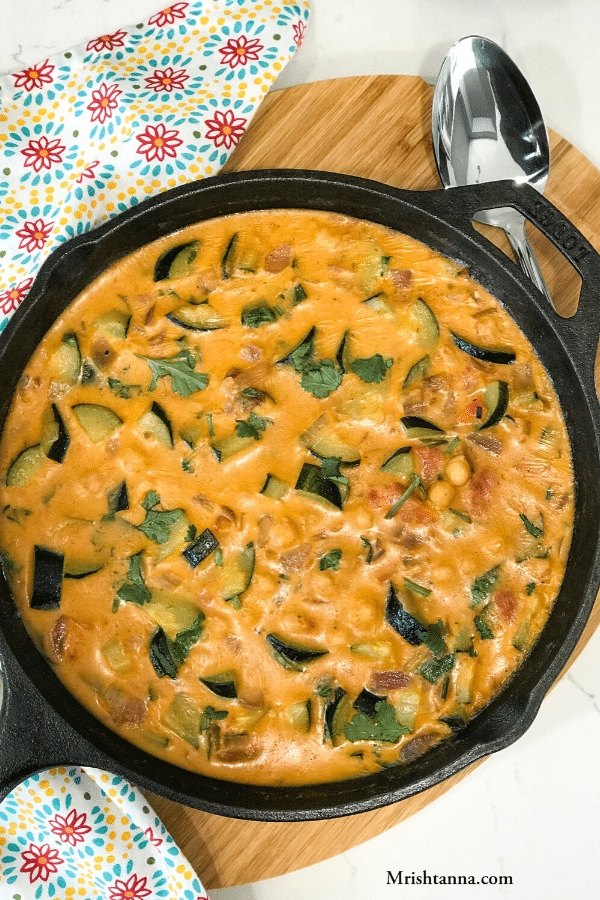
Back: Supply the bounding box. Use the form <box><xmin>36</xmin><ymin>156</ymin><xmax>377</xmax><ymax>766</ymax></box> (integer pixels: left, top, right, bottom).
<box><xmin>445</xmin><ymin>455</ymin><xmax>471</xmax><ymax>486</ymax></box>
<box><xmin>428</xmin><ymin>479</ymin><xmax>455</xmax><ymax>509</ymax></box>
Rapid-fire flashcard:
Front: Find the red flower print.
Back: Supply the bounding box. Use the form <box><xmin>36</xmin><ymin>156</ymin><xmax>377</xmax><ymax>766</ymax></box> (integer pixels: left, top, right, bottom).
<box><xmin>135</xmin><ymin>122</ymin><xmax>183</xmax><ymax>162</ymax></box>
<box><xmin>205</xmin><ymin>109</ymin><xmax>247</xmax><ymax>150</ymax></box>
<box><xmin>218</xmin><ymin>35</ymin><xmax>263</xmax><ymax>69</ymax></box>
<box><xmin>21</xmin><ymin>135</ymin><xmax>65</xmax><ymax>173</ymax></box>
<box><xmin>87</xmin><ymin>83</ymin><xmax>122</xmax><ymax>124</ymax></box>
<box><xmin>109</xmin><ymin>872</ymin><xmax>152</xmax><ymax>900</ymax></box>
<box><xmin>15</xmin><ymin>218</ymin><xmax>54</xmax><ymax>253</ymax></box>
<box><xmin>76</xmin><ymin>160</ymin><xmax>100</xmax><ymax>182</ymax></box>
<box><xmin>148</xmin><ymin>3</ymin><xmax>188</xmax><ymax>27</ymax></box>
<box><xmin>143</xmin><ymin>826</ymin><xmax>163</xmax><ymax>847</ymax></box>
<box><xmin>86</xmin><ymin>30</ymin><xmax>127</xmax><ymax>53</ymax></box>
<box><xmin>19</xmin><ymin>842</ymin><xmax>64</xmax><ymax>884</ymax></box>
<box><xmin>144</xmin><ymin>66</ymin><xmax>189</xmax><ymax>93</ymax></box>
<box><xmin>0</xmin><ymin>278</ymin><xmax>33</xmax><ymax>316</ymax></box>
<box><xmin>293</xmin><ymin>20</ymin><xmax>306</xmax><ymax>47</ymax></box>
<box><xmin>49</xmin><ymin>808</ymin><xmax>92</xmax><ymax>846</ymax></box>
<box><xmin>12</xmin><ymin>59</ymin><xmax>54</xmax><ymax>91</ymax></box>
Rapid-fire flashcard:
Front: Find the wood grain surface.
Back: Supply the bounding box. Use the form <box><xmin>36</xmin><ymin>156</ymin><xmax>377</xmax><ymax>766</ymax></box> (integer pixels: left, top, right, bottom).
<box><xmin>145</xmin><ymin>75</ymin><xmax>600</xmax><ymax>890</ymax></box>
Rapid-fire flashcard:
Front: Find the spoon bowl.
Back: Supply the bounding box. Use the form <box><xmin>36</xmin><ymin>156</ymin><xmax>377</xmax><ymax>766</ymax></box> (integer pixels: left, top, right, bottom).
<box><xmin>432</xmin><ymin>36</ymin><xmax>552</xmax><ymax>302</ymax></box>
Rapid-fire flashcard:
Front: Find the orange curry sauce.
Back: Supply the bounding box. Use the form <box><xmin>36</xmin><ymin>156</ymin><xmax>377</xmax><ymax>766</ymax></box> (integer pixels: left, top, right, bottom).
<box><xmin>0</xmin><ymin>210</ymin><xmax>573</xmax><ymax>785</ymax></box>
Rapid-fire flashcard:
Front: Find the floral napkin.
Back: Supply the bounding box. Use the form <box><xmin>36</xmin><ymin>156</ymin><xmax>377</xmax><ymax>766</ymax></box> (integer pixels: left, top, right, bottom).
<box><xmin>0</xmin><ymin>1</ymin><xmax>310</xmax><ymax>896</ymax></box>
<box><xmin>0</xmin><ymin>0</ymin><xmax>310</xmax><ymax>332</ymax></box>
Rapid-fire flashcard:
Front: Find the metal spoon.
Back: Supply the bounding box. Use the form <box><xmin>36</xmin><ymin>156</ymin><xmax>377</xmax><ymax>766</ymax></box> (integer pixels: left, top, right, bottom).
<box><xmin>431</xmin><ymin>35</ymin><xmax>552</xmax><ymax>303</ymax></box>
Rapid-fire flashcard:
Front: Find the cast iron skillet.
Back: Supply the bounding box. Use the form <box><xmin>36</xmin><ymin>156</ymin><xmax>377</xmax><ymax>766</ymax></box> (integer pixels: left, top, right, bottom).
<box><xmin>0</xmin><ymin>171</ymin><xmax>599</xmax><ymax>821</ymax></box>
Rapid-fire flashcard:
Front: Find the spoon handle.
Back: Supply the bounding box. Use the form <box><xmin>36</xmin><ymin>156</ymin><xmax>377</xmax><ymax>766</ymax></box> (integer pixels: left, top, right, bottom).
<box><xmin>500</xmin><ymin>207</ymin><xmax>553</xmax><ymax>305</ymax></box>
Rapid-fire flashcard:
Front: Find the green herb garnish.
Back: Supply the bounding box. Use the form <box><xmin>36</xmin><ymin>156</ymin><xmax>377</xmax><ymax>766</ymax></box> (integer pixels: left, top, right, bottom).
<box><xmin>138</xmin><ymin>491</ymin><xmax>183</xmax><ymax>544</ymax></box>
<box><xmin>360</xmin><ymin>536</ymin><xmax>374</xmax><ymax>563</ymax></box>
<box><xmin>235</xmin><ymin>411</ymin><xmax>273</xmax><ymax>441</ymax></box>
<box><xmin>300</xmin><ymin>359</ymin><xmax>343</xmax><ymax>398</ymax></box>
<box><xmin>350</xmin><ymin>354</ymin><xmax>393</xmax><ymax>384</ymax></box>
<box><xmin>444</xmin><ymin>436</ymin><xmax>461</xmax><ymax>456</ymax></box>
<box><xmin>384</xmin><ymin>473</ymin><xmax>422</xmax><ymax>519</ymax></box>
<box><xmin>344</xmin><ymin>699</ymin><xmax>409</xmax><ymax>743</ymax></box>
<box><xmin>474</xmin><ymin>616</ymin><xmax>494</xmax><ymax>640</ymax></box>
<box><xmin>421</xmin><ymin>620</ymin><xmax>446</xmax><ymax>655</ymax></box>
<box><xmin>116</xmin><ymin>551</ymin><xmax>151</xmax><ymax>606</ymax></box>
<box><xmin>199</xmin><ymin>705</ymin><xmax>228</xmax><ymax>731</ymax></box>
<box><xmin>241</xmin><ymin>304</ymin><xmax>279</xmax><ymax>328</ymax></box>
<box><xmin>108</xmin><ymin>378</ymin><xmax>142</xmax><ymax>399</ymax></box>
<box><xmin>403</xmin><ymin>577</ymin><xmax>431</xmax><ymax>598</ymax></box>
<box><xmin>319</xmin><ymin>549</ymin><xmax>342</xmax><ymax>571</ymax></box>
<box><xmin>137</xmin><ymin>349</ymin><xmax>208</xmax><ymax>397</ymax></box>
<box><xmin>526</xmin><ymin>581</ymin><xmax>536</xmax><ymax>595</ymax></box>
<box><xmin>469</xmin><ymin>565</ymin><xmax>500</xmax><ymax>608</ymax></box>
<box><xmin>520</xmin><ymin>513</ymin><xmax>544</xmax><ymax>538</ymax></box>
<box><xmin>420</xmin><ymin>653</ymin><xmax>455</xmax><ymax>684</ymax></box>
<box><xmin>181</xmin><ymin>458</ymin><xmax>194</xmax><ymax>473</ymax></box>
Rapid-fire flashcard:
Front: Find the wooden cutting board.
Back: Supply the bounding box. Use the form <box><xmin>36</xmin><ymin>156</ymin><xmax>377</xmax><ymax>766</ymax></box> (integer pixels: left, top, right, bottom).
<box><xmin>146</xmin><ymin>75</ymin><xmax>600</xmax><ymax>890</ymax></box>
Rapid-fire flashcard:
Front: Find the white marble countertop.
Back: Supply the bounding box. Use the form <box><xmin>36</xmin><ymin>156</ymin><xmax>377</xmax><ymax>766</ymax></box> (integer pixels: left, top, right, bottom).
<box><xmin>2</xmin><ymin>3</ymin><xmax>600</xmax><ymax>898</ymax></box>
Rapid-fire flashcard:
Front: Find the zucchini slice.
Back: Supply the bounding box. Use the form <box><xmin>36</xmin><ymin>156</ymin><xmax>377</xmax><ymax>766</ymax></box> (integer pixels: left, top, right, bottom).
<box><xmin>285</xmin><ymin>699</ymin><xmax>312</xmax><ymax>732</ymax></box>
<box><xmin>403</xmin><ymin>354</ymin><xmax>430</xmax><ymax>388</ymax></box>
<box><xmin>260</xmin><ymin>474</ymin><xmax>288</xmax><ymax>500</ymax></box>
<box><xmin>145</xmin><ymin>593</ymin><xmax>204</xmax><ymax>637</ymax></box>
<box><xmin>161</xmin><ymin>692</ymin><xmax>201</xmax><ymax>747</ymax></box>
<box><xmin>362</xmin><ymin>293</ymin><xmax>395</xmax><ymax>318</ymax></box>
<box><xmin>221</xmin><ymin>232</ymin><xmax>238</xmax><ymax>279</ymax></box>
<box><xmin>385</xmin><ymin>583</ymin><xmax>426</xmax><ymax>646</ymax></box>
<box><xmin>221</xmin><ymin>542</ymin><xmax>255</xmax><ymax>603</ymax></box>
<box><xmin>295</xmin><ymin>462</ymin><xmax>344</xmax><ymax>510</ymax></box>
<box><xmin>211</xmin><ymin>431</ymin><xmax>256</xmax><ymax>462</ymax></box>
<box><xmin>40</xmin><ymin>404</ymin><xmax>70</xmax><ymax>463</ymax></box>
<box><xmin>335</xmin><ymin>331</ymin><xmax>353</xmax><ymax>374</ymax></box>
<box><xmin>300</xmin><ymin>427</ymin><xmax>360</xmax><ymax>467</ymax></box>
<box><xmin>137</xmin><ymin>403</ymin><xmax>173</xmax><ymax>448</ymax></box>
<box><xmin>200</xmin><ymin>671</ymin><xmax>238</xmax><ymax>700</ymax></box>
<box><xmin>166</xmin><ymin>302</ymin><xmax>229</xmax><ymax>331</ymax></box>
<box><xmin>182</xmin><ymin>528</ymin><xmax>219</xmax><ymax>568</ymax></box>
<box><xmin>392</xmin><ymin>689</ymin><xmax>420</xmax><ymax>732</ymax></box>
<box><xmin>451</xmin><ymin>332</ymin><xmax>516</xmax><ymax>365</ymax></box>
<box><xmin>154</xmin><ymin>240</ymin><xmax>200</xmax><ymax>281</ymax></box>
<box><xmin>63</xmin><ymin>560</ymin><xmax>104</xmax><ymax>579</ymax></box>
<box><xmin>31</xmin><ymin>545</ymin><xmax>64</xmax><ymax>610</ymax></box>
<box><xmin>6</xmin><ymin>445</ymin><xmax>45</xmax><ymax>487</ymax></box>
<box><xmin>266</xmin><ymin>633</ymin><xmax>328</xmax><ymax>671</ymax></box>
<box><xmin>107</xmin><ymin>480</ymin><xmax>129</xmax><ymax>514</ymax></box>
<box><xmin>49</xmin><ymin>332</ymin><xmax>81</xmax><ymax>386</ymax></box>
<box><xmin>72</xmin><ymin>404</ymin><xmax>122</xmax><ymax>443</ymax></box>
<box><xmin>353</xmin><ymin>688</ymin><xmax>386</xmax><ymax>718</ymax></box>
<box><xmin>479</xmin><ymin>380</ymin><xmax>509</xmax><ymax>430</ymax></box>
<box><xmin>276</xmin><ymin>326</ymin><xmax>316</xmax><ymax>370</ymax></box>
<box><xmin>401</xmin><ymin>415</ymin><xmax>445</xmax><ymax>444</ymax></box>
<box><xmin>414</xmin><ymin>298</ymin><xmax>440</xmax><ymax>350</ymax></box>
<box><xmin>324</xmin><ymin>687</ymin><xmax>352</xmax><ymax>743</ymax></box>
<box><xmin>380</xmin><ymin>446</ymin><xmax>414</xmax><ymax>477</ymax></box>
<box><xmin>92</xmin><ymin>309</ymin><xmax>130</xmax><ymax>339</ymax></box>
<box><xmin>155</xmin><ymin>511</ymin><xmax>193</xmax><ymax>563</ymax></box>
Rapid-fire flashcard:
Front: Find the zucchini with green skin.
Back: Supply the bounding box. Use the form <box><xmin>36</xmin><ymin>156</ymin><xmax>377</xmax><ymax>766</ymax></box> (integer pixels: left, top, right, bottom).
<box><xmin>414</xmin><ymin>299</ymin><xmax>440</xmax><ymax>350</ymax></box>
<box><xmin>266</xmin><ymin>633</ymin><xmax>328</xmax><ymax>671</ymax></box>
<box><xmin>92</xmin><ymin>309</ymin><xmax>131</xmax><ymax>339</ymax></box>
<box><xmin>160</xmin><ymin>692</ymin><xmax>201</xmax><ymax>748</ymax></box>
<box><xmin>385</xmin><ymin>583</ymin><xmax>426</xmax><ymax>646</ymax></box>
<box><xmin>63</xmin><ymin>561</ymin><xmax>104</xmax><ymax>579</ymax></box>
<box><xmin>295</xmin><ymin>462</ymin><xmax>344</xmax><ymax>510</ymax></box>
<box><xmin>403</xmin><ymin>354</ymin><xmax>430</xmax><ymax>388</ymax></box>
<box><xmin>31</xmin><ymin>545</ymin><xmax>64</xmax><ymax>610</ymax></box>
<box><xmin>362</xmin><ymin>293</ymin><xmax>395</xmax><ymax>317</ymax></box>
<box><xmin>200</xmin><ymin>671</ymin><xmax>237</xmax><ymax>699</ymax></box>
<box><xmin>479</xmin><ymin>381</ymin><xmax>509</xmax><ymax>430</ymax></box>
<box><xmin>107</xmin><ymin>480</ymin><xmax>129</xmax><ymax>514</ymax></box>
<box><xmin>276</xmin><ymin>326</ymin><xmax>316</xmax><ymax>370</ymax></box>
<box><xmin>49</xmin><ymin>332</ymin><xmax>81</xmax><ymax>386</ymax></box>
<box><xmin>324</xmin><ymin>687</ymin><xmax>352</xmax><ymax>744</ymax></box>
<box><xmin>182</xmin><ymin>528</ymin><xmax>219</xmax><ymax>568</ymax></box>
<box><xmin>211</xmin><ymin>431</ymin><xmax>257</xmax><ymax>462</ymax></box>
<box><xmin>300</xmin><ymin>424</ymin><xmax>361</xmax><ymax>467</ymax></box>
<box><xmin>154</xmin><ymin>241</ymin><xmax>199</xmax><ymax>281</ymax></box>
<box><xmin>72</xmin><ymin>404</ymin><xmax>122</xmax><ymax>443</ymax></box>
<box><xmin>166</xmin><ymin>302</ymin><xmax>229</xmax><ymax>331</ymax></box>
<box><xmin>380</xmin><ymin>446</ymin><xmax>413</xmax><ymax>477</ymax></box>
<box><xmin>401</xmin><ymin>415</ymin><xmax>445</xmax><ymax>444</ymax></box>
<box><xmin>40</xmin><ymin>404</ymin><xmax>70</xmax><ymax>463</ymax></box>
<box><xmin>353</xmin><ymin>688</ymin><xmax>386</xmax><ymax>718</ymax></box>
<box><xmin>260</xmin><ymin>474</ymin><xmax>288</xmax><ymax>500</ymax></box>
<box><xmin>451</xmin><ymin>332</ymin><xmax>516</xmax><ymax>365</ymax></box>
<box><xmin>6</xmin><ymin>445</ymin><xmax>45</xmax><ymax>487</ymax></box>
<box><xmin>221</xmin><ymin>542</ymin><xmax>255</xmax><ymax>604</ymax></box>
<box><xmin>137</xmin><ymin>403</ymin><xmax>173</xmax><ymax>448</ymax></box>
<box><xmin>221</xmin><ymin>233</ymin><xmax>238</xmax><ymax>279</ymax></box>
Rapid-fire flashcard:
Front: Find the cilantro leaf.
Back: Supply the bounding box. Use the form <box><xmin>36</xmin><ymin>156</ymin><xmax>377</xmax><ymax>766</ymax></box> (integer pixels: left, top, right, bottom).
<box><xmin>235</xmin><ymin>411</ymin><xmax>273</xmax><ymax>441</ymax></box>
<box><xmin>520</xmin><ymin>513</ymin><xmax>544</xmax><ymax>538</ymax></box>
<box><xmin>142</xmin><ymin>490</ymin><xmax>161</xmax><ymax>510</ymax></box>
<box><xmin>108</xmin><ymin>378</ymin><xmax>142</xmax><ymax>399</ymax></box>
<box><xmin>319</xmin><ymin>549</ymin><xmax>342</xmax><ymax>571</ymax></box>
<box><xmin>138</xmin><ymin>507</ymin><xmax>183</xmax><ymax>544</ymax></box>
<box><xmin>148</xmin><ymin>614</ymin><xmax>205</xmax><ymax>679</ymax></box>
<box><xmin>241</xmin><ymin>304</ymin><xmax>279</xmax><ymax>327</ymax></box>
<box><xmin>169</xmin><ymin>614</ymin><xmax>205</xmax><ymax>666</ymax></box>
<box><xmin>421</xmin><ymin>620</ymin><xmax>446</xmax><ymax>655</ymax></box>
<box><xmin>470</xmin><ymin>566</ymin><xmax>500</xmax><ymax>608</ymax></box>
<box><xmin>350</xmin><ymin>354</ymin><xmax>393</xmax><ymax>384</ymax></box>
<box><xmin>300</xmin><ymin>359</ymin><xmax>343</xmax><ymax>398</ymax></box>
<box><xmin>137</xmin><ymin>350</ymin><xmax>208</xmax><ymax>397</ymax></box>
<box><xmin>474</xmin><ymin>616</ymin><xmax>494</xmax><ymax>640</ymax></box>
<box><xmin>116</xmin><ymin>552</ymin><xmax>151</xmax><ymax>606</ymax></box>
<box><xmin>420</xmin><ymin>653</ymin><xmax>455</xmax><ymax>684</ymax></box>
<box><xmin>320</xmin><ymin>456</ymin><xmax>349</xmax><ymax>488</ymax></box>
<box><xmin>181</xmin><ymin>458</ymin><xmax>194</xmax><ymax>473</ymax></box>
<box><xmin>344</xmin><ymin>699</ymin><xmax>408</xmax><ymax>743</ymax></box>
<box><xmin>199</xmin><ymin>705</ymin><xmax>229</xmax><ymax>731</ymax></box>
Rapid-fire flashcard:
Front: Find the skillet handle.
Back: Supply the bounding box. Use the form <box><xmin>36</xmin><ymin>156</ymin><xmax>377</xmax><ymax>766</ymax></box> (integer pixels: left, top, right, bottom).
<box><xmin>429</xmin><ymin>181</ymin><xmax>600</xmax><ymax>368</ymax></box>
<box><xmin>0</xmin><ymin>633</ymin><xmax>102</xmax><ymax>800</ymax></box>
